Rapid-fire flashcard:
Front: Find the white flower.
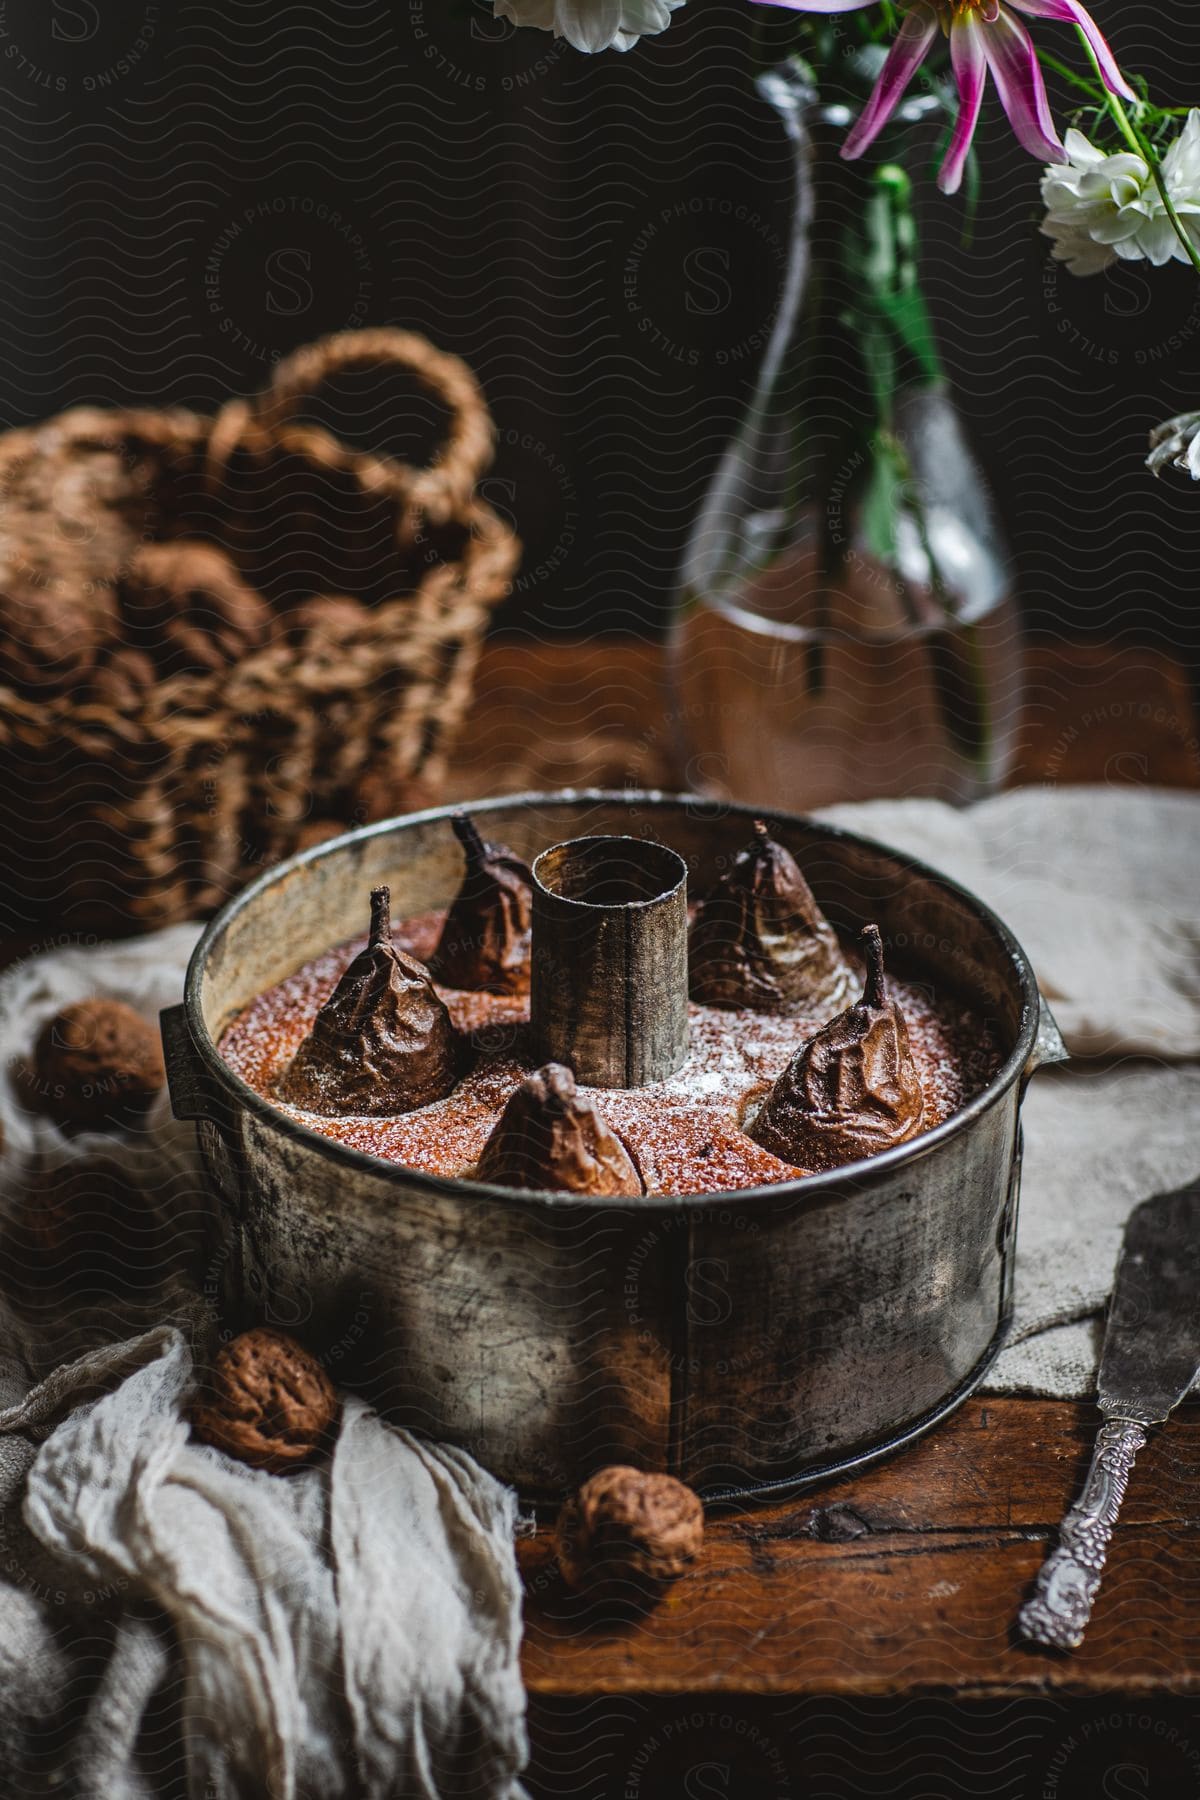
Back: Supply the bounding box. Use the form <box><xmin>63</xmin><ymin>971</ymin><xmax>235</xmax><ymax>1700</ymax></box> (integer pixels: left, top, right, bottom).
<box><xmin>492</xmin><ymin>0</ymin><xmax>684</xmax><ymax>53</ymax></box>
<box><xmin>1147</xmin><ymin>409</ymin><xmax>1200</xmax><ymax>481</ymax></box>
<box><xmin>1040</xmin><ymin>110</ymin><xmax>1200</xmax><ymax>276</ymax></box>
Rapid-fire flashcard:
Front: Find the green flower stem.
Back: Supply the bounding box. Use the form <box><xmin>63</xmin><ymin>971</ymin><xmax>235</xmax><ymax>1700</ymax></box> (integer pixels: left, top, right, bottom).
<box><xmin>1037</xmin><ymin>47</ymin><xmax>1105</xmax><ymax>101</ymax></box>
<box><xmin>1074</xmin><ymin>25</ymin><xmax>1200</xmax><ymax>278</ymax></box>
<box><xmin>1124</xmin><ymin>118</ymin><xmax>1200</xmax><ymax>276</ymax></box>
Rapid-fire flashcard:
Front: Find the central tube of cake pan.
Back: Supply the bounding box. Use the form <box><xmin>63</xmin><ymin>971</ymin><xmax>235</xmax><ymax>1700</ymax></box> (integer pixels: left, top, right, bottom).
<box><xmin>530</xmin><ymin>835</ymin><xmax>689</xmax><ymax>1088</ymax></box>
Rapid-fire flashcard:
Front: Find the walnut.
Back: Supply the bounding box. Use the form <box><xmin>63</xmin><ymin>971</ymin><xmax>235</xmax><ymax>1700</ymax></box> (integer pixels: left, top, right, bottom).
<box><xmin>30</xmin><ymin>998</ymin><xmax>166</xmax><ymax>1133</ymax></box>
<box><xmin>189</xmin><ymin>1327</ymin><xmax>339</xmax><ymax>1473</ymax></box>
<box><xmin>13</xmin><ymin>1154</ymin><xmax>149</xmax><ymax>1279</ymax></box>
<box><xmin>555</xmin><ymin>1466</ymin><xmax>704</xmax><ymax>1598</ymax></box>
<box><xmin>0</xmin><ymin>426</ymin><xmax>160</xmax><ymax>699</ymax></box>
<box><xmin>119</xmin><ymin>539</ymin><xmax>272</xmax><ymax>679</ymax></box>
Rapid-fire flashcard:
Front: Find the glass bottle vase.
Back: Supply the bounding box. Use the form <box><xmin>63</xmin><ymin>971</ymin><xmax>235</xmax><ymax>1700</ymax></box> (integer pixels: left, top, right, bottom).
<box><xmin>670</xmin><ymin>61</ymin><xmax>1023</xmax><ymax>811</ymax></box>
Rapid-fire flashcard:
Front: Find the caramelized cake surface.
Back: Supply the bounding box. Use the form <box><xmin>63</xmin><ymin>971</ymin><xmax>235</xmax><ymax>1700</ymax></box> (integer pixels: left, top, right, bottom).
<box><xmin>218</xmin><ymin>910</ymin><xmax>1003</xmax><ymax>1195</ymax></box>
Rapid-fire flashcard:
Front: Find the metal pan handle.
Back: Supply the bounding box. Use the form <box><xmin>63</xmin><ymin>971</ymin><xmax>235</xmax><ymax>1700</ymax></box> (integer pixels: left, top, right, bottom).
<box><xmin>1020</xmin><ymin>995</ymin><xmax>1068</xmax><ymax>1098</ymax></box>
<box><xmin>160</xmin><ymin>1003</ymin><xmax>224</xmax><ymax>1124</ymax></box>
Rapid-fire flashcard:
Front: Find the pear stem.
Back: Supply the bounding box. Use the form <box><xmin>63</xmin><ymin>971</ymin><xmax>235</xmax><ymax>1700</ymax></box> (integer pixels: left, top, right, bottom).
<box><xmin>369</xmin><ymin>885</ymin><xmax>392</xmax><ymax>947</ymax></box>
<box><xmin>452</xmin><ymin>810</ymin><xmax>489</xmax><ymax>869</ymax></box>
<box><xmin>860</xmin><ymin>923</ymin><xmax>887</xmax><ymax>1009</ymax></box>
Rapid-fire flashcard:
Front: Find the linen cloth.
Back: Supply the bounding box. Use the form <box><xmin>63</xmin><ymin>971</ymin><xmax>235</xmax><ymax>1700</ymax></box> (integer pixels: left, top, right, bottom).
<box><xmin>0</xmin><ymin>931</ymin><xmax>529</xmax><ymax>1798</ymax></box>
<box><xmin>0</xmin><ymin>784</ymin><xmax>1196</xmax><ymax>1789</ymax></box>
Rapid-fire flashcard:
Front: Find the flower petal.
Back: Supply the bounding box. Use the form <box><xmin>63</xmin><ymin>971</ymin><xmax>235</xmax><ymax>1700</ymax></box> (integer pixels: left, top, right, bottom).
<box><xmin>1040</xmin><ymin>218</ymin><xmax>1116</xmax><ymax>275</ymax></box>
<box><xmin>1060</xmin><ymin>126</ymin><xmax>1107</xmax><ymax>169</ymax></box>
<box><xmin>979</xmin><ymin>7</ymin><xmax>1065</xmax><ymax>164</ymax></box>
<box><xmin>558</xmin><ymin>0</ymin><xmax>626</xmax><ymax>51</ymax></box>
<box><xmin>1089</xmin><ymin>210</ymin><xmax>1152</xmax><ymax>244</ymax></box>
<box><xmin>1147</xmin><ymin>412</ymin><xmax>1200</xmax><ymax>480</ymax></box>
<box><xmin>751</xmin><ymin>0</ymin><xmax>876</xmax><ymax>11</ymax></box>
<box><xmin>1136</xmin><ymin>214</ymin><xmax>1191</xmax><ymax>267</ymax></box>
<box><xmin>1188</xmin><ymin>430</ymin><xmax>1200</xmax><ymax>482</ymax></box>
<box><xmin>1162</xmin><ymin>109</ymin><xmax>1200</xmax><ymax>188</ymax></box>
<box><xmin>1007</xmin><ymin>0</ymin><xmax>1135</xmax><ymax>100</ymax></box>
<box><xmin>1076</xmin><ymin>152</ymin><xmax>1148</xmax><ymax>190</ymax></box>
<box><xmin>939</xmin><ymin>15</ymin><xmax>988</xmax><ymax>195</ymax></box>
<box><xmin>841</xmin><ymin>3</ymin><xmax>939</xmax><ymax>162</ymax></box>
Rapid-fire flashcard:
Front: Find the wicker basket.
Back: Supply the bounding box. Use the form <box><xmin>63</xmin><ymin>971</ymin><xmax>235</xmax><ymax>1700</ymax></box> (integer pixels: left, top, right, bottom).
<box><xmin>0</xmin><ymin>330</ymin><xmax>519</xmax><ymax>932</ymax></box>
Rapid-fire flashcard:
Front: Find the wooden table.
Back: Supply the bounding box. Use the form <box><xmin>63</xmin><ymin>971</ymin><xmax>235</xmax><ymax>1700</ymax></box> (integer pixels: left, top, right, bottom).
<box><xmin>446</xmin><ymin>638</ymin><xmax>1200</xmax><ymax>1799</ymax></box>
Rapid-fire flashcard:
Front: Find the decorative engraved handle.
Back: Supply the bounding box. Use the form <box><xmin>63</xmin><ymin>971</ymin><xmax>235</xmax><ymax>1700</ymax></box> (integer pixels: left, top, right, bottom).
<box><xmin>1018</xmin><ymin>1417</ymin><xmax>1148</xmax><ymax>1651</ymax></box>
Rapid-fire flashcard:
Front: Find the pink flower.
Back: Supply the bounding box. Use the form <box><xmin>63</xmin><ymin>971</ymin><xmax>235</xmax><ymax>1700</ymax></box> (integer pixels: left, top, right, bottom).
<box><xmin>757</xmin><ymin>0</ymin><xmax>1135</xmax><ymax>194</ymax></box>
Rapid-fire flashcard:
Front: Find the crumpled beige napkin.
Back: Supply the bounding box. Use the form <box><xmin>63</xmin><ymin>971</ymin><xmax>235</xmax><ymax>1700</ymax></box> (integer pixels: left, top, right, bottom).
<box><xmin>0</xmin><ymin>931</ymin><xmax>529</xmax><ymax>1798</ymax></box>
<box><xmin>0</xmin><ymin>1319</ymin><xmax>529</xmax><ymax>1800</ymax></box>
<box><xmin>817</xmin><ymin>786</ymin><xmax>1200</xmax><ymax>1061</ymax></box>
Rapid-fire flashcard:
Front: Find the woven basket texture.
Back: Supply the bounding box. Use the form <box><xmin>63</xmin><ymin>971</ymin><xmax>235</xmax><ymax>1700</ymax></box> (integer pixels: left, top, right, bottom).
<box><xmin>0</xmin><ymin>330</ymin><xmax>520</xmax><ymax>931</ymax></box>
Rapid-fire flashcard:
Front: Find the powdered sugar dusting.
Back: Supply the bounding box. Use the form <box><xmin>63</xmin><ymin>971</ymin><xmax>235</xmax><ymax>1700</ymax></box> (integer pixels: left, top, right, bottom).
<box><xmin>218</xmin><ymin>909</ymin><xmax>1002</xmax><ymax>1196</ymax></box>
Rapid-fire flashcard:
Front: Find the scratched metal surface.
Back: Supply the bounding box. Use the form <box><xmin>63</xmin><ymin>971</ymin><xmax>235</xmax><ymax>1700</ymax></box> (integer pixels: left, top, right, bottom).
<box><xmin>167</xmin><ymin>792</ymin><xmax>1057</xmax><ymax>1497</ymax></box>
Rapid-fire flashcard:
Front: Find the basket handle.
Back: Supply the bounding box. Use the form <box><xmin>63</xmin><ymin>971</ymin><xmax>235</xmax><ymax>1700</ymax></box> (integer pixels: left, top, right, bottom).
<box><xmin>213</xmin><ymin>329</ymin><xmax>495</xmax><ymax>523</ymax></box>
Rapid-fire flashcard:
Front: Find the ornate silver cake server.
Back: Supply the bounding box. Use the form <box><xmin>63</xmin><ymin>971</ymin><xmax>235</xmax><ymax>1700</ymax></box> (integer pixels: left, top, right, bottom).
<box><xmin>1019</xmin><ymin>1176</ymin><xmax>1200</xmax><ymax>1652</ymax></box>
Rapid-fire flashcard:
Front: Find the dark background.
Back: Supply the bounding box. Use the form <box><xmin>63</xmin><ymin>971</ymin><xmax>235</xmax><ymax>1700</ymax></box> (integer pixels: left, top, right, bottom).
<box><xmin>1</xmin><ymin>14</ymin><xmax>1196</xmax><ymax>1788</ymax></box>
<box><xmin>1</xmin><ymin>0</ymin><xmax>1197</xmax><ymax>662</ymax></box>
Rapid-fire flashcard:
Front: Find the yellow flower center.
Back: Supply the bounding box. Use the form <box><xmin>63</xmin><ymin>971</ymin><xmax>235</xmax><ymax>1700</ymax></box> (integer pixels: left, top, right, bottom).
<box><xmin>943</xmin><ymin>0</ymin><xmax>1002</xmax><ymax>19</ymax></box>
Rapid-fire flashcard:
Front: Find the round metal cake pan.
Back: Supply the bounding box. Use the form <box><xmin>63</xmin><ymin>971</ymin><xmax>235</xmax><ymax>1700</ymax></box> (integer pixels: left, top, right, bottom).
<box><xmin>163</xmin><ymin>791</ymin><xmax>1066</xmax><ymax>1501</ymax></box>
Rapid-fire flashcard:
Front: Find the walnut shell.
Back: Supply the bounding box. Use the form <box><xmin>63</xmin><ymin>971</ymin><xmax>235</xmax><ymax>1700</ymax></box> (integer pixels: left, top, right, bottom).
<box><xmin>12</xmin><ymin>1153</ymin><xmax>154</xmax><ymax>1281</ymax></box>
<box><xmin>17</xmin><ymin>1157</ymin><xmax>116</xmax><ymax>1262</ymax></box>
<box><xmin>555</xmin><ymin>1466</ymin><xmax>704</xmax><ymax>1597</ymax></box>
<box><xmin>30</xmin><ymin>998</ymin><xmax>166</xmax><ymax>1133</ymax></box>
<box><xmin>190</xmin><ymin>1327</ymin><xmax>339</xmax><ymax>1473</ymax></box>
<box><xmin>0</xmin><ymin>423</ymin><xmax>162</xmax><ymax>699</ymax></box>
